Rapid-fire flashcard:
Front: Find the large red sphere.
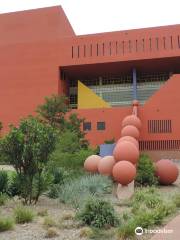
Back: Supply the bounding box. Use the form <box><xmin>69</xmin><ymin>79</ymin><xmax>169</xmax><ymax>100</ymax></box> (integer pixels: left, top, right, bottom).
<box><xmin>117</xmin><ymin>136</ymin><xmax>139</xmax><ymax>149</ymax></box>
<box><xmin>121</xmin><ymin>125</ymin><xmax>140</xmax><ymax>139</ymax></box>
<box><xmin>155</xmin><ymin>159</ymin><xmax>179</xmax><ymax>185</ymax></box>
<box><xmin>112</xmin><ymin>161</ymin><xmax>136</xmax><ymax>185</ymax></box>
<box><xmin>84</xmin><ymin>155</ymin><xmax>101</xmax><ymax>173</ymax></box>
<box><xmin>113</xmin><ymin>140</ymin><xmax>139</xmax><ymax>164</ymax></box>
<box><xmin>122</xmin><ymin>115</ymin><xmax>142</xmax><ymax>130</ymax></box>
<box><xmin>98</xmin><ymin>156</ymin><xmax>116</xmax><ymax>176</ymax></box>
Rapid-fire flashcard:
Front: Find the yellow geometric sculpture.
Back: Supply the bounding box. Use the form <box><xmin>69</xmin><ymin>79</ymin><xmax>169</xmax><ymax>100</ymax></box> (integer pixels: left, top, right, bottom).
<box><xmin>78</xmin><ymin>81</ymin><xmax>110</xmax><ymax>109</ymax></box>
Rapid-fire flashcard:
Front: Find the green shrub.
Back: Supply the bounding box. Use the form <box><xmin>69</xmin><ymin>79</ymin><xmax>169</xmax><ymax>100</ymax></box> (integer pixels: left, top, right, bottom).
<box><xmin>0</xmin><ymin>193</ymin><xmax>8</xmax><ymax>206</ymax></box>
<box><xmin>0</xmin><ymin>170</ymin><xmax>8</xmax><ymax>193</ymax></box>
<box><xmin>0</xmin><ymin>217</ymin><xmax>14</xmax><ymax>232</ymax></box>
<box><xmin>43</xmin><ymin>217</ymin><xmax>57</xmax><ymax>228</ymax></box>
<box><xmin>1</xmin><ymin>117</ymin><xmax>57</xmax><ymax>205</ymax></box>
<box><xmin>51</xmin><ymin>145</ymin><xmax>95</xmax><ymax>170</ymax></box>
<box><xmin>59</xmin><ymin>174</ymin><xmax>113</xmax><ymax>208</ymax></box>
<box><xmin>45</xmin><ymin>227</ymin><xmax>59</xmax><ymax>238</ymax></box>
<box><xmin>135</xmin><ymin>154</ymin><xmax>158</xmax><ymax>186</ymax></box>
<box><xmin>131</xmin><ymin>187</ymin><xmax>162</xmax><ymax>210</ymax></box>
<box><xmin>173</xmin><ymin>193</ymin><xmax>180</xmax><ymax>208</ymax></box>
<box><xmin>47</xmin><ymin>184</ymin><xmax>60</xmax><ymax>199</ymax></box>
<box><xmin>77</xmin><ymin>198</ymin><xmax>119</xmax><ymax>228</ymax></box>
<box><xmin>118</xmin><ymin>219</ymin><xmax>137</xmax><ymax>239</ymax></box>
<box><xmin>8</xmin><ymin>172</ymin><xmax>22</xmax><ymax>197</ymax></box>
<box><xmin>14</xmin><ymin>206</ymin><xmax>35</xmax><ymax>223</ymax></box>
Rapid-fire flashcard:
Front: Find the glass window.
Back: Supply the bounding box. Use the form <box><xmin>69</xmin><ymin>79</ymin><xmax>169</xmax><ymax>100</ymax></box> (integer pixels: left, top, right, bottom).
<box><xmin>97</xmin><ymin>122</ymin><xmax>105</xmax><ymax>131</ymax></box>
<box><xmin>83</xmin><ymin>122</ymin><xmax>91</xmax><ymax>131</ymax></box>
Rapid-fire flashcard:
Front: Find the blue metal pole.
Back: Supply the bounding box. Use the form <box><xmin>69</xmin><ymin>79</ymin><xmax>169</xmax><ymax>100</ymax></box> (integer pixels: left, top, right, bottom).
<box><xmin>132</xmin><ymin>68</ymin><xmax>137</xmax><ymax>100</ymax></box>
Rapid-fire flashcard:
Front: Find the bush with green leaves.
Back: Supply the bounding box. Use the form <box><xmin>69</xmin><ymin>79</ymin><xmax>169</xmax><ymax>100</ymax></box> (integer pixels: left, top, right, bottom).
<box><xmin>14</xmin><ymin>206</ymin><xmax>35</xmax><ymax>223</ymax></box>
<box><xmin>119</xmin><ymin>187</ymin><xmax>178</xmax><ymax>239</ymax></box>
<box><xmin>77</xmin><ymin>198</ymin><xmax>119</xmax><ymax>228</ymax></box>
<box><xmin>59</xmin><ymin>174</ymin><xmax>113</xmax><ymax>208</ymax></box>
<box><xmin>50</xmin><ymin>131</ymin><xmax>95</xmax><ymax>170</ymax></box>
<box><xmin>135</xmin><ymin>154</ymin><xmax>158</xmax><ymax>186</ymax></box>
<box><xmin>173</xmin><ymin>193</ymin><xmax>180</xmax><ymax>208</ymax></box>
<box><xmin>0</xmin><ymin>117</ymin><xmax>57</xmax><ymax>204</ymax></box>
<box><xmin>36</xmin><ymin>95</ymin><xmax>89</xmax><ymax>148</ymax></box>
<box><xmin>0</xmin><ymin>193</ymin><xmax>8</xmax><ymax>206</ymax></box>
<box><xmin>0</xmin><ymin>216</ymin><xmax>14</xmax><ymax>232</ymax></box>
<box><xmin>0</xmin><ymin>170</ymin><xmax>8</xmax><ymax>193</ymax></box>
<box><xmin>131</xmin><ymin>187</ymin><xmax>162</xmax><ymax>212</ymax></box>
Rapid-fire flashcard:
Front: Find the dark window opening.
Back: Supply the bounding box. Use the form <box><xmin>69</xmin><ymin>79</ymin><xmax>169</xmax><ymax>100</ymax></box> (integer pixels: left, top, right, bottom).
<box><xmin>97</xmin><ymin>122</ymin><xmax>105</xmax><ymax>130</ymax></box>
<box><xmin>83</xmin><ymin>122</ymin><xmax>91</xmax><ymax>131</ymax></box>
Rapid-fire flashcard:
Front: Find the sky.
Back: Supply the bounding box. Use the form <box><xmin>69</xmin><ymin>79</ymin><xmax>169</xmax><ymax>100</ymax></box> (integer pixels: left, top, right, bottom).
<box><xmin>0</xmin><ymin>0</ymin><xmax>180</xmax><ymax>35</ymax></box>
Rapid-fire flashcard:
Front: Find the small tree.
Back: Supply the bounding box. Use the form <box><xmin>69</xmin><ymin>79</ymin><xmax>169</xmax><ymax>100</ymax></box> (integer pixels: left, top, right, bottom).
<box><xmin>37</xmin><ymin>94</ymin><xmax>89</xmax><ymax>148</ymax></box>
<box><xmin>0</xmin><ymin>117</ymin><xmax>57</xmax><ymax>204</ymax></box>
<box><xmin>135</xmin><ymin>154</ymin><xmax>158</xmax><ymax>186</ymax></box>
<box><xmin>36</xmin><ymin>94</ymin><xmax>69</xmax><ymax>130</ymax></box>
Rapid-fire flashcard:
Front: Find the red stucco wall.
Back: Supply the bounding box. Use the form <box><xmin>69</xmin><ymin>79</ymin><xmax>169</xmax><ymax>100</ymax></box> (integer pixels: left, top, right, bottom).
<box><xmin>1</xmin><ymin>5</ymin><xmax>180</xmax><ymax>154</ymax></box>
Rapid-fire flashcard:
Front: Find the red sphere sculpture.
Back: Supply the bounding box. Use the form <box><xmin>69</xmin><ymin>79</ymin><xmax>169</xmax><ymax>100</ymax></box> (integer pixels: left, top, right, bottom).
<box><xmin>112</xmin><ymin>161</ymin><xmax>136</xmax><ymax>185</ymax></box>
<box><xmin>155</xmin><ymin>159</ymin><xmax>179</xmax><ymax>185</ymax></box>
<box><xmin>122</xmin><ymin>115</ymin><xmax>142</xmax><ymax>130</ymax></box>
<box><xmin>121</xmin><ymin>125</ymin><xmax>140</xmax><ymax>139</ymax></box>
<box><xmin>98</xmin><ymin>156</ymin><xmax>116</xmax><ymax>176</ymax></box>
<box><xmin>117</xmin><ymin>136</ymin><xmax>139</xmax><ymax>149</ymax></box>
<box><xmin>84</xmin><ymin>155</ymin><xmax>101</xmax><ymax>173</ymax></box>
<box><xmin>113</xmin><ymin>140</ymin><xmax>139</xmax><ymax>164</ymax></box>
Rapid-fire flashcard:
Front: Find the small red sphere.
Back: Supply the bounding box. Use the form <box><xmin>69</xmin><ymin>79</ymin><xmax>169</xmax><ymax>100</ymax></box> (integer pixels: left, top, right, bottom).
<box><xmin>121</xmin><ymin>125</ymin><xmax>140</xmax><ymax>139</ymax></box>
<box><xmin>112</xmin><ymin>161</ymin><xmax>136</xmax><ymax>185</ymax></box>
<box><xmin>113</xmin><ymin>140</ymin><xmax>139</xmax><ymax>164</ymax></box>
<box><xmin>122</xmin><ymin>115</ymin><xmax>142</xmax><ymax>130</ymax></box>
<box><xmin>155</xmin><ymin>159</ymin><xmax>179</xmax><ymax>185</ymax></box>
<box><xmin>98</xmin><ymin>156</ymin><xmax>116</xmax><ymax>176</ymax></box>
<box><xmin>117</xmin><ymin>136</ymin><xmax>139</xmax><ymax>150</ymax></box>
<box><xmin>84</xmin><ymin>155</ymin><xmax>101</xmax><ymax>173</ymax></box>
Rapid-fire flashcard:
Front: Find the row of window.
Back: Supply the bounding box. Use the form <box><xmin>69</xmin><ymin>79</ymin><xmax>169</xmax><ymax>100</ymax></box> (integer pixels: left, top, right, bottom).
<box><xmin>83</xmin><ymin>122</ymin><xmax>105</xmax><ymax>131</ymax></box>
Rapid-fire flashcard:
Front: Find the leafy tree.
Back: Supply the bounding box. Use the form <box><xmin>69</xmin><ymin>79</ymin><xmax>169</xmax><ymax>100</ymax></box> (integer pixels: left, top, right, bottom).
<box><xmin>0</xmin><ymin>117</ymin><xmax>57</xmax><ymax>204</ymax></box>
<box><xmin>37</xmin><ymin>94</ymin><xmax>89</xmax><ymax>148</ymax></box>
<box><xmin>36</xmin><ymin>94</ymin><xmax>69</xmax><ymax>130</ymax></box>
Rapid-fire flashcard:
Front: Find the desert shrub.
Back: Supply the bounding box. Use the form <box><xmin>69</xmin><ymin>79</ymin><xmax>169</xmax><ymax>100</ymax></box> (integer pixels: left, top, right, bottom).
<box><xmin>118</xmin><ymin>218</ymin><xmax>137</xmax><ymax>239</ymax></box>
<box><xmin>14</xmin><ymin>206</ymin><xmax>35</xmax><ymax>223</ymax></box>
<box><xmin>77</xmin><ymin>198</ymin><xmax>119</xmax><ymax>228</ymax></box>
<box><xmin>79</xmin><ymin>227</ymin><xmax>93</xmax><ymax>238</ymax></box>
<box><xmin>59</xmin><ymin>174</ymin><xmax>113</xmax><ymax>208</ymax></box>
<box><xmin>131</xmin><ymin>187</ymin><xmax>162</xmax><ymax>210</ymax></box>
<box><xmin>47</xmin><ymin>184</ymin><xmax>61</xmax><ymax>199</ymax></box>
<box><xmin>37</xmin><ymin>209</ymin><xmax>48</xmax><ymax>217</ymax></box>
<box><xmin>0</xmin><ymin>170</ymin><xmax>8</xmax><ymax>193</ymax></box>
<box><xmin>0</xmin><ymin>117</ymin><xmax>57</xmax><ymax>204</ymax></box>
<box><xmin>0</xmin><ymin>217</ymin><xmax>14</xmax><ymax>232</ymax></box>
<box><xmin>45</xmin><ymin>227</ymin><xmax>59</xmax><ymax>238</ymax></box>
<box><xmin>135</xmin><ymin>154</ymin><xmax>158</xmax><ymax>186</ymax></box>
<box><xmin>43</xmin><ymin>217</ymin><xmax>57</xmax><ymax>228</ymax></box>
<box><xmin>50</xmin><ymin>133</ymin><xmax>95</xmax><ymax>170</ymax></box>
<box><xmin>0</xmin><ymin>193</ymin><xmax>8</xmax><ymax>206</ymax></box>
<box><xmin>8</xmin><ymin>172</ymin><xmax>23</xmax><ymax>197</ymax></box>
<box><xmin>173</xmin><ymin>193</ymin><xmax>180</xmax><ymax>208</ymax></box>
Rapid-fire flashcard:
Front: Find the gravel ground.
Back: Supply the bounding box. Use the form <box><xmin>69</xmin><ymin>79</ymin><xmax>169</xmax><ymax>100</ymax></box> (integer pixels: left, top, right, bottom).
<box><xmin>0</xmin><ymin>197</ymin><xmax>88</xmax><ymax>240</ymax></box>
<box><xmin>0</xmin><ymin>163</ymin><xmax>179</xmax><ymax>240</ymax></box>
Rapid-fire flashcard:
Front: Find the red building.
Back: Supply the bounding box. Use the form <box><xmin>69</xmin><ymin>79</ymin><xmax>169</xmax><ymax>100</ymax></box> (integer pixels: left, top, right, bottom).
<box><xmin>1</xmin><ymin>6</ymin><xmax>180</xmax><ymax>160</ymax></box>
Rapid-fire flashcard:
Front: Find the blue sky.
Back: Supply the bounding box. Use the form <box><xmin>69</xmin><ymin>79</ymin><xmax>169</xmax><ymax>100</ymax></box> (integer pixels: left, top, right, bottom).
<box><xmin>0</xmin><ymin>0</ymin><xmax>180</xmax><ymax>35</ymax></box>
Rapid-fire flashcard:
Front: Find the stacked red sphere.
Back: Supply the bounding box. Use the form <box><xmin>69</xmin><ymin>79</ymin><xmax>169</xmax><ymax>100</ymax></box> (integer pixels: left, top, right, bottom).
<box><xmin>84</xmin><ymin>111</ymin><xmax>142</xmax><ymax>185</ymax></box>
<box><xmin>112</xmin><ymin>114</ymin><xmax>141</xmax><ymax>185</ymax></box>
